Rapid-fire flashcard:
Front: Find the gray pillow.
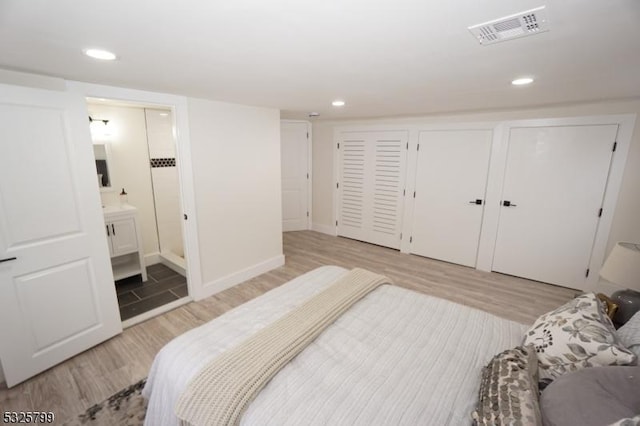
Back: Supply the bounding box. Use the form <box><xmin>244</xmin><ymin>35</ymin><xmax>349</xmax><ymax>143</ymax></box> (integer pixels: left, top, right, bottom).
<box><xmin>617</xmin><ymin>311</ymin><xmax>640</xmax><ymax>358</ymax></box>
<box><xmin>540</xmin><ymin>366</ymin><xmax>640</xmax><ymax>426</ymax></box>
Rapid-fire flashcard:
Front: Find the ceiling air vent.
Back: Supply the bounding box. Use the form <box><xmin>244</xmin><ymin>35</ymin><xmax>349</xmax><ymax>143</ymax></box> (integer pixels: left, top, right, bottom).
<box><xmin>468</xmin><ymin>6</ymin><xmax>549</xmax><ymax>45</ymax></box>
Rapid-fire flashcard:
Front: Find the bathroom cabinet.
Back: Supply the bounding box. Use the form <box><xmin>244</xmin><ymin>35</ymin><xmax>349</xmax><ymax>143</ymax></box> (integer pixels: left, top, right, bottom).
<box><xmin>103</xmin><ymin>205</ymin><xmax>148</xmax><ymax>282</ymax></box>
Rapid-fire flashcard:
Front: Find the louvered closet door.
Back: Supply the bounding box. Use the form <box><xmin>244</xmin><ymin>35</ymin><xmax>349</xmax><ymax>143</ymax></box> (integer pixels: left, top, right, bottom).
<box><xmin>337</xmin><ymin>131</ymin><xmax>408</xmax><ymax>249</ymax></box>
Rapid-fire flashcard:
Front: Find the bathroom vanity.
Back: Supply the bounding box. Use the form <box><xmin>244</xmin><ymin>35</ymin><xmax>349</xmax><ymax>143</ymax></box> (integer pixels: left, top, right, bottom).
<box><xmin>103</xmin><ymin>204</ymin><xmax>147</xmax><ymax>282</ymax></box>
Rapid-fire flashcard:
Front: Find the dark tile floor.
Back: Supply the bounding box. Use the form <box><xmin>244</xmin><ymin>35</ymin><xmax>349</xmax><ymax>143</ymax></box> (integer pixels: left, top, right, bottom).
<box><xmin>115</xmin><ymin>263</ymin><xmax>188</xmax><ymax>321</ymax></box>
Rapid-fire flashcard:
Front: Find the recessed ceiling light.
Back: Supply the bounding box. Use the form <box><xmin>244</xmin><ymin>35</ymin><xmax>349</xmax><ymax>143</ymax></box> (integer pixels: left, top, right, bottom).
<box><xmin>332</xmin><ymin>100</ymin><xmax>345</xmax><ymax>107</ymax></box>
<box><xmin>84</xmin><ymin>49</ymin><xmax>117</xmax><ymax>61</ymax></box>
<box><xmin>512</xmin><ymin>77</ymin><xmax>534</xmax><ymax>86</ymax></box>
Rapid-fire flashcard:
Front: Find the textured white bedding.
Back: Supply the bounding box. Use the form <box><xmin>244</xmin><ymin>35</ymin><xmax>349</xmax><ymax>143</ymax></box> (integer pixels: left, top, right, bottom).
<box><xmin>143</xmin><ymin>266</ymin><xmax>528</xmax><ymax>425</ymax></box>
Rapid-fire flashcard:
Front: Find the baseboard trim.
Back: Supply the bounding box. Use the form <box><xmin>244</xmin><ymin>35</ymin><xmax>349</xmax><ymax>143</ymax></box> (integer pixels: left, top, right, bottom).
<box><xmin>195</xmin><ymin>254</ymin><xmax>285</xmax><ymax>301</ymax></box>
<box><xmin>312</xmin><ymin>222</ymin><xmax>337</xmax><ymax>236</ymax></box>
<box><xmin>144</xmin><ymin>252</ymin><xmax>161</xmax><ymax>266</ymax></box>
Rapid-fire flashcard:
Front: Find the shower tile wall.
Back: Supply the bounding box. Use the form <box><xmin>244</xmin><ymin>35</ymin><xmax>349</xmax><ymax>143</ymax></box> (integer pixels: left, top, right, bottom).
<box><xmin>146</xmin><ymin>109</ymin><xmax>184</xmax><ymax>258</ymax></box>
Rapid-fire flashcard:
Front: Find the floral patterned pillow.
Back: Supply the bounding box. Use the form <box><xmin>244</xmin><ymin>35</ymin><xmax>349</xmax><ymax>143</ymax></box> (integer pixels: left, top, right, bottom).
<box><xmin>523</xmin><ymin>293</ymin><xmax>637</xmax><ymax>381</ymax></box>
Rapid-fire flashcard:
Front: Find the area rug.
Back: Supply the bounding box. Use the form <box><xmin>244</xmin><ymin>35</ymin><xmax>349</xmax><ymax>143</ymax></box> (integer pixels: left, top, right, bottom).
<box><xmin>62</xmin><ymin>378</ymin><xmax>147</xmax><ymax>426</ymax></box>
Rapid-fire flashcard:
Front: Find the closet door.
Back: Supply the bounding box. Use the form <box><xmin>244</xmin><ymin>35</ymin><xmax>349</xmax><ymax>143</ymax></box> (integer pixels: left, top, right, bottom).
<box><xmin>410</xmin><ymin>130</ymin><xmax>492</xmax><ymax>267</ymax></box>
<box><xmin>492</xmin><ymin>125</ymin><xmax>618</xmax><ymax>289</ymax></box>
<box><xmin>280</xmin><ymin>121</ymin><xmax>310</xmax><ymax>232</ymax></box>
<box><xmin>337</xmin><ymin>131</ymin><xmax>408</xmax><ymax>249</ymax></box>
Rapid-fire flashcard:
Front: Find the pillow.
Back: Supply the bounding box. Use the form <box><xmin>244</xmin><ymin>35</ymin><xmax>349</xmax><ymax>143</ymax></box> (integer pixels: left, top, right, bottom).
<box><xmin>523</xmin><ymin>293</ymin><xmax>636</xmax><ymax>381</ymax></box>
<box><xmin>608</xmin><ymin>415</ymin><xmax>640</xmax><ymax>426</ymax></box>
<box><xmin>540</xmin><ymin>366</ymin><xmax>640</xmax><ymax>426</ymax></box>
<box><xmin>472</xmin><ymin>345</ymin><xmax>541</xmax><ymax>426</ymax></box>
<box><xmin>617</xmin><ymin>310</ymin><xmax>640</xmax><ymax>358</ymax></box>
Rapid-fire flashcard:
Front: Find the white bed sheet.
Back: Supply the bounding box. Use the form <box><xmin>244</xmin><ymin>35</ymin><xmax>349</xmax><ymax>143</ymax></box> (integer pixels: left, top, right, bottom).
<box><xmin>143</xmin><ymin>266</ymin><xmax>528</xmax><ymax>425</ymax></box>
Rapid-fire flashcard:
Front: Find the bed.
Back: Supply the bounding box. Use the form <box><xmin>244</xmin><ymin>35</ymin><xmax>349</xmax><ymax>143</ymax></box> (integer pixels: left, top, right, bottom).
<box><xmin>143</xmin><ymin>266</ymin><xmax>529</xmax><ymax>425</ymax></box>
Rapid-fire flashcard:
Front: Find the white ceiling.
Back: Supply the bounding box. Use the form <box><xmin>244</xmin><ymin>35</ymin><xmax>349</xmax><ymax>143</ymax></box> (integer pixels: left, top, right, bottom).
<box><xmin>1</xmin><ymin>0</ymin><xmax>639</xmax><ymax>119</ymax></box>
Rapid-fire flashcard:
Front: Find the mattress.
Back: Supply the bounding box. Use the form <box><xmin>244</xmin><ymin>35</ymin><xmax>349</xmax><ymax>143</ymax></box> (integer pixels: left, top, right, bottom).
<box><xmin>143</xmin><ymin>266</ymin><xmax>528</xmax><ymax>425</ymax></box>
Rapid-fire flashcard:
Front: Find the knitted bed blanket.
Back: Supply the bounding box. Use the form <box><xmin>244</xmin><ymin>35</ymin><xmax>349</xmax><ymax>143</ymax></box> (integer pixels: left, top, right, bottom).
<box><xmin>174</xmin><ymin>268</ymin><xmax>390</xmax><ymax>426</ymax></box>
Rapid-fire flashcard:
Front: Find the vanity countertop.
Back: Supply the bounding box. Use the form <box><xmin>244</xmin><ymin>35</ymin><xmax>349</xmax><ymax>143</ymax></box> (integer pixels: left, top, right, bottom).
<box><xmin>103</xmin><ymin>204</ymin><xmax>137</xmax><ymax>216</ymax></box>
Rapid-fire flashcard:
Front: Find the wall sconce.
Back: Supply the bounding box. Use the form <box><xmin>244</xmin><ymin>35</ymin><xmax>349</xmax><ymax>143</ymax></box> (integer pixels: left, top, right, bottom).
<box><xmin>89</xmin><ymin>116</ymin><xmax>112</xmax><ymax>142</ymax></box>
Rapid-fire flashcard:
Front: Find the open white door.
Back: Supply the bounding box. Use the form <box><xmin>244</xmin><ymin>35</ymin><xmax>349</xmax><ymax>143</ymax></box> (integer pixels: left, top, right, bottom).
<box><xmin>281</xmin><ymin>121</ymin><xmax>310</xmax><ymax>232</ymax></box>
<box><xmin>0</xmin><ymin>84</ymin><xmax>122</xmax><ymax>387</ymax></box>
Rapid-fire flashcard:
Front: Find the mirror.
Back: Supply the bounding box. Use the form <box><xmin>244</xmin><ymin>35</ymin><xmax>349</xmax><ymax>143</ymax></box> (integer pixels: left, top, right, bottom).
<box><xmin>93</xmin><ymin>144</ymin><xmax>113</xmax><ymax>190</ymax></box>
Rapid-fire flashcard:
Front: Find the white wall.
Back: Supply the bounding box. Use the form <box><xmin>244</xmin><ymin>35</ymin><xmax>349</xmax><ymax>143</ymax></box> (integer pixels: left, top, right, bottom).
<box><xmin>0</xmin><ymin>69</ymin><xmax>65</xmax><ymax>91</ymax></box>
<box><xmin>88</xmin><ymin>104</ymin><xmax>161</xmax><ymax>259</ymax></box>
<box><xmin>188</xmin><ymin>98</ymin><xmax>284</xmax><ymax>297</ymax></box>
<box><xmin>312</xmin><ymin>99</ymin><xmax>640</xmax><ymax>292</ymax></box>
<box><xmin>0</xmin><ymin>71</ymin><xmax>285</xmax><ymax>384</ymax></box>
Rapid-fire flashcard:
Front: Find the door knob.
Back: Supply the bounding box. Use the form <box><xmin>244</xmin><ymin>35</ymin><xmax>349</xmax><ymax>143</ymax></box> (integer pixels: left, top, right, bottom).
<box><xmin>0</xmin><ymin>257</ymin><xmax>17</xmax><ymax>263</ymax></box>
<box><xmin>468</xmin><ymin>199</ymin><xmax>483</xmax><ymax>205</ymax></box>
<box><xmin>502</xmin><ymin>200</ymin><xmax>517</xmax><ymax>207</ymax></box>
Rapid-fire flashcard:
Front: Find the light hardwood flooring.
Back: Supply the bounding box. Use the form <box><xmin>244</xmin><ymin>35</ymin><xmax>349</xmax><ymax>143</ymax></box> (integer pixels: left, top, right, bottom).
<box><xmin>0</xmin><ymin>231</ymin><xmax>576</xmax><ymax>422</ymax></box>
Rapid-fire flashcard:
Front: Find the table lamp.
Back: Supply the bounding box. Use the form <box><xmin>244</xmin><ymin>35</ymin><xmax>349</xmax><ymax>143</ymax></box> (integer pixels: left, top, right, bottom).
<box><xmin>599</xmin><ymin>242</ymin><xmax>640</xmax><ymax>326</ymax></box>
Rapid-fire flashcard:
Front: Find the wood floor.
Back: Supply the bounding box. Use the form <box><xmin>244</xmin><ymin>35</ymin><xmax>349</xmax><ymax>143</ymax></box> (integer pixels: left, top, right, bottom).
<box><xmin>0</xmin><ymin>231</ymin><xmax>576</xmax><ymax>422</ymax></box>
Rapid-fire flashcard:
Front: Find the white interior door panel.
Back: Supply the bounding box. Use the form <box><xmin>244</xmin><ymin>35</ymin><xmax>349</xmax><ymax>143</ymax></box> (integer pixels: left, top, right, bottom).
<box><xmin>492</xmin><ymin>125</ymin><xmax>618</xmax><ymax>289</ymax></box>
<box><xmin>0</xmin><ymin>84</ymin><xmax>122</xmax><ymax>387</ymax></box>
<box><xmin>411</xmin><ymin>130</ymin><xmax>492</xmax><ymax>267</ymax></box>
<box><xmin>281</xmin><ymin>121</ymin><xmax>309</xmax><ymax>232</ymax></box>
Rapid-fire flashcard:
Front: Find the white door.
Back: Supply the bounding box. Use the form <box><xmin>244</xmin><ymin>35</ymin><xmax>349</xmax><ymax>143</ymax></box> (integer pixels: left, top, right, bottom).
<box><xmin>280</xmin><ymin>121</ymin><xmax>309</xmax><ymax>232</ymax></box>
<box><xmin>109</xmin><ymin>218</ymin><xmax>139</xmax><ymax>256</ymax></box>
<box><xmin>337</xmin><ymin>131</ymin><xmax>408</xmax><ymax>249</ymax></box>
<box><xmin>0</xmin><ymin>84</ymin><xmax>122</xmax><ymax>387</ymax></box>
<box><xmin>411</xmin><ymin>130</ymin><xmax>492</xmax><ymax>267</ymax></box>
<box><xmin>492</xmin><ymin>125</ymin><xmax>618</xmax><ymax>289</ymax></box>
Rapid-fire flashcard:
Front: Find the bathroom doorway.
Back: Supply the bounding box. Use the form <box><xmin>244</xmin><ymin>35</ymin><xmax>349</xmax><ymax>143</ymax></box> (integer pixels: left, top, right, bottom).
<box><xmin>87</xmin><ymin>98</ymin><xmax>190</xmax><ymax>323</ymax></box>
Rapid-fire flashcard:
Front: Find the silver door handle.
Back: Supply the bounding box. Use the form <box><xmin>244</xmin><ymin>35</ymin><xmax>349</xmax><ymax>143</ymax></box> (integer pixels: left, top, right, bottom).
<box><xmin>469</xmin><ymin>199</ymin><xmax>483</xmax><ymax>205</ymax></box>
<box><xmin>0</xmin><ymin>257</ymin><xmax>17</xmax><ymax>263</ymax></box>
<box><xmin>502</xmin><ymin>200</ymin><xmax>517</xmax><ymax>207</ymax></box>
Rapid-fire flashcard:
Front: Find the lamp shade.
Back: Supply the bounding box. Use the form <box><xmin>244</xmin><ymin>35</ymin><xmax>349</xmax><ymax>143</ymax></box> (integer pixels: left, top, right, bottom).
<box><xmin>599</xmin><ymin>242</ymin><xmax>640</xmax><ymax>291</ymax></box>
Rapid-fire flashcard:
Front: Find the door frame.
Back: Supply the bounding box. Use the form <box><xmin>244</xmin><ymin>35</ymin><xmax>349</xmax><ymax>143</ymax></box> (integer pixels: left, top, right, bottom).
<box><xmin>476</xmin><ymin>114</ymin><xmax>636</xmax><ymax>291</ymax></box>
<box><xmin>280</xmin><ymin>119</ymin><xmax>312</xmax><ymax>230</ymax></box>
<box><xmin>66</xmin><ymin>81</ymin><xmax>203</xmax><ymax>313</ymax></box>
